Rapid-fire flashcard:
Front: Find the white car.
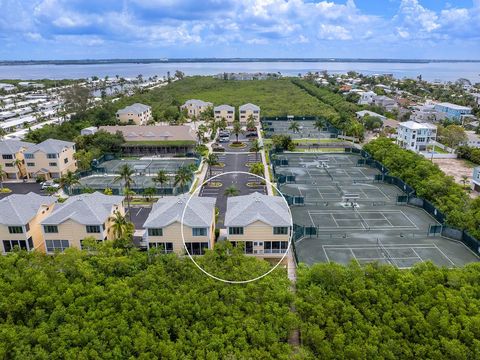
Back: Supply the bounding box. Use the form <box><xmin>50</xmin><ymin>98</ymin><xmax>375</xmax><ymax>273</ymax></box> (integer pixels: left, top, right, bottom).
<box><xmin>41</xmin><ymin>181</ymin><xmax>60</xmax><ymax>190</ymax></box>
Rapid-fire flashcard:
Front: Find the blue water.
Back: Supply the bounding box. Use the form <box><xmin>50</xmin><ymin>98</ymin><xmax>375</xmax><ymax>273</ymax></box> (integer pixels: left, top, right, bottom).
<box><xmin>0</xmin><ymin>61</ymin><xmax>479</xmax><ymax>82</ymax></box>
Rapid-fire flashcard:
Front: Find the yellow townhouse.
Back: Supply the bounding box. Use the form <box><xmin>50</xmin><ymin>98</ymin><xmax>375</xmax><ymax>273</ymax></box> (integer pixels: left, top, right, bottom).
<box><xmin>40</xmin><ymin>192</ymin><xmax>125</xmax><ymax>253</ymax></box>
<box><xmin>0</xmin><ymin>139</ymin><xmax>32</xmax><ymax>180</ymax></box>
<box><xmin>142</xmin><ymin>195</ymin><xmax>216</xmax><ymax>255</ymax></box>
<box><xmin>0</xmin><ymin>193</ymin><xmax>56</xmax><ymax>254</ymax></box>
<box><xmin>225</xmin><ymin>192</ymin><xmax>291</xmax><ymax>260</ymax></box>
<box><xmin>214</xmin><ymin>104</ymin><xmax>235</xmax><ymax>125</ymax></box>
<box><xmin>24</xmin><ymin>139</ymin><xmax>77</xmax><ymax>180</ymax></box>
<box><xmin>116</xmin><ymin>103</ymin><xmax>152</xmax><ymax>125</ymax></box>
<box><xmin>239</xmin><ymin>103</ymin><xmax>260</xmax><ymax>126</ymax></box>
<box><xmin>180</xmin><ymin>99</ymin><xmax>213</xmax><ymax>119</ymax></box>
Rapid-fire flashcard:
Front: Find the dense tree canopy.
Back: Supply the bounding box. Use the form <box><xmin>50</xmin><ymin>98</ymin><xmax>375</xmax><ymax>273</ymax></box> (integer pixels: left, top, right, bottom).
<box><xmin>296</xmin><ymin>262</ymin><xmax>480</xmax><ymax>360</ymax></box>
<box><xmin>0</xmin><ymin>244</ymin><xmax>295</xmax><ymax>359</ymax></box>
<box><xmin>364</xmin><ymin>138</ymin><xmax>480</xmax><ymax>238</ymax></box>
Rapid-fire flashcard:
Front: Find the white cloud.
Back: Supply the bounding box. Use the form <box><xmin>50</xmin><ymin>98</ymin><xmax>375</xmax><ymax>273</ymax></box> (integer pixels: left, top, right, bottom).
<box><xmin>318</xmin><ymin>24</ymin><xmax>351</xmax><ymax>41</ymax></box>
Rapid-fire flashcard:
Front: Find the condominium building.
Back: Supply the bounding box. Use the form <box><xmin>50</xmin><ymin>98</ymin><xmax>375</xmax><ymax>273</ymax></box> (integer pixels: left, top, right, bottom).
<box><xmin>225</xmin><ymin>192</ymin><xmax>291</xmax><ymax>258</ymax></box>
<box><xmin>473</xmin><ymin>167</ymin><xmax>480</xmax><ymax>192</ymax></box>
<box><xmin>116</xmin><ymin>103</ymin><xmax>152</xmax><ymax>125</ymax></box>
<box><xmin>143</xmin><ymin>195</ymin><xmax>216</xmax><ymax>255</ymax></box>
<box><xmin>214</xmin><ymin>104</ymin><xmax>235</xmax><ymax>124</ymax></box>
<box><xmin>396</xmin><ymin>121</ymin><xmax>437</xmax><ymax>152</ymax></box>
<box><xmin>239</xmin><ymin>103</ymin><xmax>260</xmax><ymax>125</ymax></box>
<box><xmin>0</xmin><ymin>193</ymin><xmax>56</xmax><ymax>254</ymax></box>
<box><xmin>0</xmin><ymin>139</ymin><xmax>33</xmax><ymax>180</ymax></box>
<box><xmin>180</xmin><ymin>99</ymin><xmax>213</xmax><ymax>118</ymax></box>
<box><xmin>434</xmin><ymin>102</ymin><xmax>472</xmax><ymax>120</ymax></box>
<box><xmin>24</xmin><ymin>139</ymin><xmax>77</xmax><ymax>180</ymax></box>
<box><xmin>40</xmin><ymin>192</ymin><xmax>125</xmax><ymax>253</ymax></box>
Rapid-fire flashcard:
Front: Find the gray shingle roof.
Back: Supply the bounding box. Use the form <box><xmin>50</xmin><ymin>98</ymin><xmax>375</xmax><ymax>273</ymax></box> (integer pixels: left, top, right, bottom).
<box><xmin>143</xmin><ymin>195</ymin><xmax>215</xmax><ymax>228</ymax></box>
<box><xmin>41</xmin><ymin>192</ymin><xmax>124</xmax><ymax>225</ymax></box>
<box><xmin>0</xmin><ymin>193</ymin><xmax>56</xmax><ymax>225</ymax></box>
<box><xmin>116</xmin><ymin>103</ymin><xmax>151</xmax><ymax>115</ymax></box>
<box><xmin>0</xmin><ymin>139</ymin><xmax>33</xmax><ymax>155</ymax></box>
<box><xmin>239</xmin><ymin>103</ymin><xmax>260</xmax><ymax>111</ymax></box>
<box><xmin>214</xmin><ymin>104</ymin><xmax>234</xmax><ymax>111</ymax></box>
<box><xmin>183</xmin><ymin>99</ymin><xmax>213</xmax><ymax>107</ymax></box>
<box><xmin>225</xmin><ymin>192</ymin><xmax>291</xmax><ymax>227</ymax></box>
<box><xmin>25</xmin><ymin>139</ymin><xmax>75</xmax><ymax>154</ymax></box>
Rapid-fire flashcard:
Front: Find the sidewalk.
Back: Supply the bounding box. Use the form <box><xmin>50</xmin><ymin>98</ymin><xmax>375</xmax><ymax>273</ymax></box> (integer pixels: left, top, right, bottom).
<box><xmin>256</xmin><ymin>124</ymin><xmax>273</xmax><ymax>196</ymax></box>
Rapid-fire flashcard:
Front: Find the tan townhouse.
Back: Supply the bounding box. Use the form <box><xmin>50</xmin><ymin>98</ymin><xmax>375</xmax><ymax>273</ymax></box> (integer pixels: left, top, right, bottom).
<box><xmin>239</xmin><ymin>103</ymin><xmax>260</xmax><ymax>126</ymax></box>
<box><xmin>143</xmin><ymin>195</ymin><xmax>216</xmax><ymax>255</ymax></box>
<box><xmin>40</xmin><ymin>192</ymin><xmax>125</xmax><ymax>253</ymax></box>
<box><xmin>24</xmin><ymin>139</ymin><xmax>77</xmax><ymax>180</ymax></box>
<box><xmin>0</xmin><ymin>139</ymin><xmax>33</xmax><ymax>180</ymax></box>
<box><xmin>180</xmin><ymin>99</ymin><xmax>213</xmax><ymax>119</ymax></box>
<box><xmin>214</xmin><ymin>104</ymin><xmax>235</xmax><ymax>125</ymax></box>
<box><xmin>0</xmin><ymin>193</ymin><xmax>56</xmax><ymax>254</ymax></box>
<box><xmin>225</xmin><ymin>192</ymin><xmax>291</xmax><ymax>259</ymax></box>
<box><xmin>116</xmin><ymin>103</ymin><xmax>152</xmax><ymax>125</ymax></box>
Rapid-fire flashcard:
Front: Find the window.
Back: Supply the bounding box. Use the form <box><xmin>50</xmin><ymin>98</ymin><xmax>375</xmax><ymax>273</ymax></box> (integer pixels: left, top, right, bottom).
<box><xmin>47</xmin><ymin>153</ymin><xmax>57</xmax><ymax>159</ymax></box>
<box><xmin>192</xmin><ymin>227</ymin><xmax>207</xmax><ymax>236</ymax></box>
<box><xmin>149</xmin><ymin>242</ymin><xmax>173</xmax><ymax>253</ymax></box>
<box><xmin>49</xmin><ymin>162</ymin><xmax>57</xmax><ymax>167</ymax></box>
<box><xmin>8</xmin><ymin>226</ymin><xmax>23</xmax><ymax>234</ymax></box>
<box><xmin>2</xmin><ymin>154</ymin><xmax>13</xmax><ymax>160</ymax></box>
<box><xmin>25</xmin><ymin>223</ymin><xmax>30</xmax><ymax>232</ymax></box>
<box><xmin>24</xmin><ymin>153</ymin><xmax>34</xmax><ymax>159</ymax></box>
<box><xmin>231</xmin><ymin>241</ymin><xmax>253</xmax><ymax>254</ymax></box>
<box><xmin>27</xmin><ymin>162</ymin><xmax>35</xmax><ymax>167</ymax></box>
<box><xmin>43</xmin><ymin>225</ymin><xmax>58</xmax><ymax>233</ymax></box>
<box><xmin>45</xmin><ymin>240</ymin><xmax>69</xmax><ymax>253</ymax></box>
<box><xmin>5</xmin><ymin>163</ymin><xmax>13</xmax><ymax>167</ymax></box>
<box><xmin>273</xmin><ymin>227</ymin><xmax>289</xmax><ymax>235</ymax></box>
<box><xmin>148</xmin><ymin>228</ymin><xmax>163</xmax><ymax>236</ymax></box>
<box><xmin>264</xmin><ymin>241</ymin><xmax>288</xmax><ymax>254</ymax></box>
<box><xmin>185</xmin><ymin>242</ymin><xmax>208</xmax><ymax>255</ymax></box>
<box><xmin>27</xmin><ymin>237</ymin><xmax>33</xmax><ymax>249</ymax></box>
<box><xmin>229</xmin><ymin>227</ymin><xmax>244</xmax><ymax>235</ymax></box>
<box><xmin>3</xmin><ymin>240</ymin><xmax>28</xmax><ymax>252</ymax></box>
<box><xmin>86</xmin><ymin>225</ymin><xmax>101</xmax><ymax>233</ymax></box>
<box><xmin>64</xmin><ymin>158</ymin><xmax>68</xmax><ymax>164</ymax></box>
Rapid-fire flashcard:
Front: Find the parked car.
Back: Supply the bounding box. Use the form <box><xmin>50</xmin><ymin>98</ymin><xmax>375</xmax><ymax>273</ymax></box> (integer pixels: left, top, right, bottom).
<box><xmin>219</xmin><ymin>130</ymin><xmax>230</xmax><ymax>137</ymax></box>
<box><xmin>212</xmin><ymin>144</ymin><xmax>225</xmax><ymax>152</ymax></box>
<box><xmin>219</xmin><ymin>136</ymin><xmax>230</xmax><ymax>143</ymax></box>
<box><xmin>246</xmin><ymin>132</ymin><xmax>258</xmax><ymax>138</ymax></box>
<box><xmin>41</xmin><ymin>181</ymin><xmax>60</xmax><ymax>190</ymax></box>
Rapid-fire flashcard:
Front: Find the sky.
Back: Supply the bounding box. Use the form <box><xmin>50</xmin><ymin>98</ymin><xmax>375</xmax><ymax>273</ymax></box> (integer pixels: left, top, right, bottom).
<box><xmin>0</xmin><ymin>0</ymin><xmax>480</xmax><ymax>60</ymax></box>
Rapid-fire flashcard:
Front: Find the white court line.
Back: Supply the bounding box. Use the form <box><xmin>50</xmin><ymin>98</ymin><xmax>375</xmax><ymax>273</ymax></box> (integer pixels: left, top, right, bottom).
<box><xmin>136</xmin><ymin>208</ymin><xmax>143</xmax><ymax>216</ymax></box>
<box><xmin>411</xmin><ymin>248</ymin><xmax>424</xmax><ymax>263</ymax></box>
<box><xmin>398</xmin><ymin>209</ymin><xmax>419</xmax><ymax>229</ymax></box>
<box><xmin>316</xmin><ymin>188</ymin><xmax>324</xmax><ymax>199</ymax></box>
<box><xmin>432</xmin><ymin>243</ymin><xmax>456</xmax><ymax>266</ymax></box>
<box><xmin>322</xmin><ymin>243</ymin><xmax>437</xmax><ymax>248</ymax></box>
<box><xmin>322</xmin><ymin>246</ymin><xmax>331</xmax><ymax>263</ymax></box>
<box><xmin>355</xmin><ymin>257</ymin><xmax>421</xmax><ymax>261</ymax></box>
<box><xmin>331</xmin><ymin>214</ymin><xmax>340</xmax><ymax>228</ymax></box>
<box><xmin>307</xmin><ymin>211</ymin><xmax>316</xmax><ymax>227</ymax></box>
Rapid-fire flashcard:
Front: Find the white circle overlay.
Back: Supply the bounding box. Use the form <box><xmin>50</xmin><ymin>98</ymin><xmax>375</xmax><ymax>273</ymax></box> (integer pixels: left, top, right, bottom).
<box><xmin>180</xmin><ymin>170</ymin><xmax>294</xmax><ymax>284</ymax></box>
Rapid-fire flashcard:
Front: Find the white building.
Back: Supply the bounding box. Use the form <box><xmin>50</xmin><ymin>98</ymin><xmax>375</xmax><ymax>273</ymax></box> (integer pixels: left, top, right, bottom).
<box><xmin>80</xmin><ymin>127</ymin><xmax>99</xmax><ymax>136</ymax></box>
<box><xmin>358</xmin><ymin>91</ymin><xmax>376</xmax><ymax>105</ymax></box>
<box><xmin>396</xmin><ymin>121</ymin><xmax>437</xmax><ymax>152</ymax></box>
<box><xmin>472</xmin><ymin>167</ymin><xmax>480</xmax><ymax>192</ymax></box>
<box><xmin>0</xmin><ymin>83</ymin><xmax>16</xmax><ymax>92</ymax></box>
<box><xmin>180</xmin><ymin>99</ymin><xmax>213</xmax><ymax>118</ymax></box>
<box><xmin>462</xmin><ymin>131</ymin><xmax>480</xmax><ymax>148</ymax></box>
<box><xmin>355</xmin><ymin>110</ymin><xmax>386</xmax><ymax>121</ymax></box>
<box><xmin>239</xmin><ymin>103</ymin><xmax>260</xmax><ymax>125</ymax></box>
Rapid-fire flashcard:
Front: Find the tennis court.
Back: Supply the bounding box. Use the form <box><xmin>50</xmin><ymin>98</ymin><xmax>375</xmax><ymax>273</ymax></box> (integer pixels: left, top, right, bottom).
<box><xmin>277</xmin><ymin>152</ymin><xmax>480</xmax><ymax>268</ymax></box>
<box><xmin>99</xmin><ymin>158</ymin><xmax>197</xmax><ymax>175</ymax></box>
<box><xmin>263</xmin><ymin>120</ymin><xmax>337</xmax><ymax>139</ymax></box>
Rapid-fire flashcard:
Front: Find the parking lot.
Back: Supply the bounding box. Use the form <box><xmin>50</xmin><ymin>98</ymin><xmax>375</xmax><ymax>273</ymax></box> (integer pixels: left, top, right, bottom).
<box><xmin>0</xmin><ymin>181</ymin><xmax>44</xmax><ymax>198</ymax></box>
<box><xmin>200</xmin><ymin>150</ymin><xmax>266</xmax><ymax>227</ymax></box>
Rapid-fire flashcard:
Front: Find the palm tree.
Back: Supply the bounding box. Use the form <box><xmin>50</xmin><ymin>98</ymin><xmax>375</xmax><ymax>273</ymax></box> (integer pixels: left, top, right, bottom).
<box><xmin>218</xmin><ymin>117</ymin><xmax>228</xmax><ymax>131</ymax></box>
<box><xmin>59</xmin><ymin>170</ymin><xmax>80</xmax><ymax>195</ymax></box>
<box><xmin>174</xmin><ymin>167</ymin><xmax>193</xmax><ymax>193</ymax></box>
<box><xmin>204</xmin><ymin>153</ymin><xmax>219</xmax><ymax>178</ymax></box>
<box><xmin>197</xmin><ymin>124</ymin><xmax>208</xmax><ymax>144</ymax></box>
<box><xmin>246</xmin><ymin>115</ymin><xmax>256</xmax><ymax>131</ymax></box>
<box><xmin>143</xmin><ymin>187</ymin><xmax>157</xmax><ymax>204</ymax></box>
<box><xmin>114</xmin><ymin>164</ymin><xmax>135</xmax><ymax>220</ymax></box>
<box><xmin>0</xmin><ymin>165</ymin><xmax>5</xmax><ymax>189</ymax></box>
<box><xmin>12</xmin><ymin>158</ymin><xmax>24</xmax><ymax>179</ymax></box>
<box><xmin>232</xmin><ymin>120</ymin><xmax>243</xmax><ymax>143</ymax></box>
<box><xmin>249</xmin><ymin>162</ymin><xmax>265</xmax><ymax>185</ymax></box>
<box><xmin>153</xmin><ymin>169</ymin><xmax>169</xmax><ymax>196</ymax></box>
<box><xmin>249</xmin><ymin>139</ymin><xmax>263</xmax><ymax>162</ymax></box>
<box><xmin>224</xmin><ymin>185</ymin><xmax>240</xmax><ymax>197</ymax></box>
<box><xmin>110</xmin><ymin>210</ymin><xmax>134</xmax><ymax>239</ymax></box>
<box><xmin>0</xmin><ymin>128</ymin><xmax>6</xmax><ymax>140</ymax></box>
<box><xmin>314</xmin><ymin>118</ymin><xmax>326</xmax><ymax>132</ymax></box>
<box><xmin>289</xmin><ymin>121</ymin><xmax>300</xmax><ymax>133</ymax></box>
<box><xmin>461</xmin><ymin>175</ymin><xmax>469</xmax><ymax>189</ymax></box>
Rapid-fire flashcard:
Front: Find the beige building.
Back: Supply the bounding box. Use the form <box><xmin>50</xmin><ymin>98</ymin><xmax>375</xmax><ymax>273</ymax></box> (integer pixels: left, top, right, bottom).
<box><xmin>225</xmin><ymin>192</ymin><xmax>291</xmax><ymax>258</ymax></box>
<box><xmin>0</xmin><ymin>139</ymin><xmax>33</xmax><ymax>180</ymax></box>
<box><xmin>40</xmin><ymin>192</ymin><xmax>125</xmax><ymax>253</ymax></box>
<box><xmin>24</xmin><ymin>139</ymin><xmax>77</xmax><ymax>180</ymax></box>
<box><xmin>116</xmin><ymin>103</ymin><xmax>152</xmax><ymax>125</ymax></box>
<box><xmin>143</xmin><ymin>195</ymin><xmax>216</xmax><ymax>255</ymax></box>
<box><xmin>0</xmin><ymin>193</ymin><xmax>56</xmax><ymax>254</ymax></box>
<box><xmin>214</xmin><ymin>104</ymin><xmax>235</xmax><ymax>124</ymax></box>
<box><xmin>239</xmin><ymin>103</ymin><xmax>260</xmax><ymax>126</ymax></box>
<box><xmin>181</xmin><ymin>99</ymin><xmax>213</xmax><ymax>118</ymax></box>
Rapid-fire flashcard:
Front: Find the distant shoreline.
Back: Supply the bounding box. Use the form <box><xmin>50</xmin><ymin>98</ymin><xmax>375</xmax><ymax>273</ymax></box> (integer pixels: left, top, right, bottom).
<box><xmin>1</xmin><ymin>58</ymin><xmax>480</xmax><ymax>66</ymax></box>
